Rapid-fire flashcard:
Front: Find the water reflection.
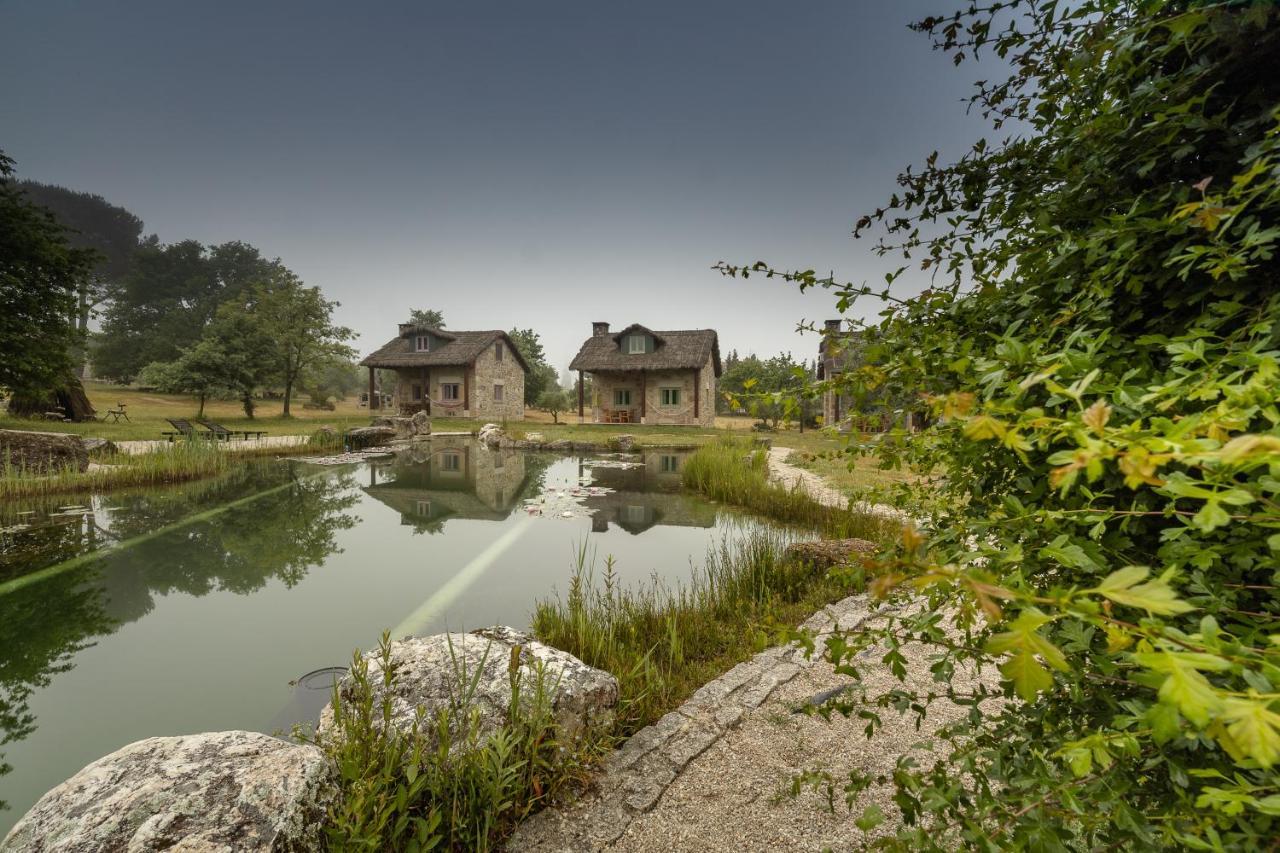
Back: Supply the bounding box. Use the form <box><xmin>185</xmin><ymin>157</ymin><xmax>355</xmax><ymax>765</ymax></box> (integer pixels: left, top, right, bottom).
<box><xmin>0</xmin><ymin>466</ymin><xmax>359</xmax><ymax>814</ymax></box>
<box><xmin>578</xmin><ymin>451</ymin><xmax>715</xmax><ymax>534</ymax></box>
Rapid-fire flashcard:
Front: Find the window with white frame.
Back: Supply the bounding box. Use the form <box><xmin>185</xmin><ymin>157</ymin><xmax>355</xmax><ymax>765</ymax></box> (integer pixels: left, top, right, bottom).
<box><xmin>627</xmin><ymin>335</ymin><xmax>646</xmax><ymax>354</ymax></box>
<box><xmin>415</xmin><ymin>335</ymin><xmax>430</xmax><ymax>352</ymax></box>
<box><xmin>660</xmin><ymin>388</ymin><xmax>680</xmax><ymax>406</ymax></box>
<box><xmin>442</xmin><ymin>383</ymin><xmax>460</xmax><ymax>401</ymax></box>
<box><xmin>613</xmin><ymin>389</ymin><xmax>631</xmax><ymax>406</ymax></box>
<box><xmin>440</xmin><ymin>452</ymin><xmax>461</xmax><ymax>472</ymax></box>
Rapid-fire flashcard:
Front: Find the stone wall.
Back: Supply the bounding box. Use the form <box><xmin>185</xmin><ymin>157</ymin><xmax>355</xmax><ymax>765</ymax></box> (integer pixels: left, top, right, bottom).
<box><xmin>586</xmin><ymin>358</ymin><xmax>715</xmax><ymax>426</ymax></box>
<box><xmin>471</xmin><ymin>342</ymin><xmax>526</xmax><ymax>420</ymax></box>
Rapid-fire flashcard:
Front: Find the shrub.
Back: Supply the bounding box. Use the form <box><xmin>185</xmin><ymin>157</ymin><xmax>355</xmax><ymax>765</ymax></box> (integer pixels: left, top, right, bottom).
<box><xmin>720</xmin><ymin>1</ymin><xmax>1280</xmax><ymax>847</ymax></box>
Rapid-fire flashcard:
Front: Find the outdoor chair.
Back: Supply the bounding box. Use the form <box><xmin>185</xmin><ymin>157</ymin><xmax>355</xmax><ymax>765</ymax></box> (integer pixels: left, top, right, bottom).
<box><xmin>101</xmin><ymin>402</ymin><xmax>130</xmax><ymax>423</ymax></box>
<box><xmin>162</xmin><ymin>418</ymin><xmax>208</xmax><ymax>441</ymax></box>
<box><xmin>197</xmin><ymin>419</ymin><xmax>266</xmax><ymax>441</ymax></box>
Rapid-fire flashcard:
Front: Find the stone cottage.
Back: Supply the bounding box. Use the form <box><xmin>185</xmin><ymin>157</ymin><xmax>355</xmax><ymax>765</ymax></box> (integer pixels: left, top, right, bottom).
<box><xmin>569</xmin><ymin>322</ymin><xmax>720</xmax><ymax>426</ymax></box>
<box><xmin>360</xmin><ymin>324</ymin><xmax>527</xmax><ymax>419</ymax></box>
<box><xmin>817</xmin><ymin>319</ymin><xmax>856</xmax><ymax>428</ymax></box>
<box><xmin>817</xmin><ymin>319</ymin><xmax>924</xmax><ymax>431</ymax></box>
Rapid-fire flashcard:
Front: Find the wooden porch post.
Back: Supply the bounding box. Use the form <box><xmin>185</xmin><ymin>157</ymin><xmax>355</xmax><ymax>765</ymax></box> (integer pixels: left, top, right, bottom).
<box><xmin>578</xmin><ymin>371</ymin><xmax>584</xmax><ymax>422</ymax></box>
<box><xmin>640</xmin><ymin>370</ymin><xmax>646</xmax><ymax>423</ymax></box>
<box><xmin>423</xmin><ymin>367</ymin><xmax>430</xmax><ymax>414</ymax></box>
<box><xmin>693</xmin><ymin>368</ymin><xmax>699</xmax><ymax>421</ymax></box>
<box><xmin>368</xmin><ymin>366</ymin><xmax>377</xmax><ymax>410</ymax></box>
<box><xmin>463</xmin><ymin>365</ymin><xmax>471</xmax><ymax>415</ymax></box>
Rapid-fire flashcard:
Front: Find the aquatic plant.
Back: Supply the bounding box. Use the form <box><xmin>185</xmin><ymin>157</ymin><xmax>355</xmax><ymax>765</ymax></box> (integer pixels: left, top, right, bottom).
<box><xmin>313</xmin><ymin>631</ymin><xmax>595</xmax><ymax>852</ymax></box>
<box><xmin>533</xmin><ymin>531</ymin><xmax>865</xmax><ymax>735</ymax></box>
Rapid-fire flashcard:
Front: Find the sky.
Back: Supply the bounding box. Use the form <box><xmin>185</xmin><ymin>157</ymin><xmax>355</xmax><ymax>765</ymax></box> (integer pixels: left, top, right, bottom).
<box><xmin>1</xmin><ymin>0</ymin><xmax>993</xmax><ymax>374</ymax></box>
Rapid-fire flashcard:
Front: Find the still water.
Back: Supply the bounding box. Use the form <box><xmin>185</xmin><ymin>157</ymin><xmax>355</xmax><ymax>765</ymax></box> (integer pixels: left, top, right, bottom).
<box><xmin>0</xmin><ymin>442</ymin><xmax>778</xmax><ymax>833</ymax></box>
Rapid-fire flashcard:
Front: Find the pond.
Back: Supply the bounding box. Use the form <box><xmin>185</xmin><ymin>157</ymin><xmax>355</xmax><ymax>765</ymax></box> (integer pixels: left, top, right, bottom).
<box><xmin>0</xmin><ymin>440</ymin><xmax>785</xmax><ymax>834</ymax></box>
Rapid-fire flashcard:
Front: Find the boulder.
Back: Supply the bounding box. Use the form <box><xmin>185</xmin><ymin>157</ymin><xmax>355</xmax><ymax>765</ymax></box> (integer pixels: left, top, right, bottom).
<box><xmin>544</xmin><ymin>439</ymin><xmax>572</xmax><ymax>451</ymax></box>
<box><xmin>614</xmin><ymin>434</ymin><xmax>636</xmax><ymax>452</ymax></box>
<box><xmin>318</xmin><ymin>627</ymin><xmax>617</xmax><ymax>750</ymax></box>
<box><xmin>786</xmin><ymin>537</ymin><xmax>878</xmax><ymax>569</ymax></box>
<box><xmin>372</xmin><ymin>416</ymin><xmax>416</xmax><ymax>438</ymax></box>
<box><xmin>2</xmin><ymin>731</ymin><xmax>336</xmax><ymax>852</ymax></box>
<box><xmin>411</xmin><ymin>410</ymin><xmax>431</xmax><ymax>436</ymax></box>
<box><xmin>0</xmin><ymin>429</ymin><xmax>89</xmax><ymax>475</ymax></box>
<box><xmin>524</xmin><ymin>432</ymin><xmax>545</xmax><ymax>444</ymax></box>
<box><xmin>478</xmin><ymin>423</ymin><xmax>505</xmax><ymax>448</ymax></box>
<box><xmin>346</xmin><ymin>425</ymin><xmax>397</xmax><ymax>448</ymax></box>
<box><xmin>80</xmin><ymin>437</ymin><xmax>118</xmax><ymax>458</ymax></box>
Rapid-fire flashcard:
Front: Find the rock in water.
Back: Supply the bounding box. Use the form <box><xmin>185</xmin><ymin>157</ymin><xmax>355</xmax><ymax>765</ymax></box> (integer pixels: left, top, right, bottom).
<box><xmin>0</xmin><ymin>429</ymin><xmax>89</xmax><ymax>475</ymax></box>
<box><xmin>1</xmin><ymin>731</ymin><xmax>336</xmax><ymax>852</ymax></box>
<box><xmin>318</xmin><ymin>627</ymin><xmax>618</xmax><ymax>749</ymax></box>
<box><xmin>345</xmin><ymin>425</ymin><xmax>397</xmax><ymax>448</ymax></box>
<box><xmin>411</xmin><ymin>410</ymin><xmax>431</xmax><ymax>436</ymax></box>
<box><xmin>614</xmin><ymin>433</ymin><xmax>636</xmax><ymax>452</ymax></box>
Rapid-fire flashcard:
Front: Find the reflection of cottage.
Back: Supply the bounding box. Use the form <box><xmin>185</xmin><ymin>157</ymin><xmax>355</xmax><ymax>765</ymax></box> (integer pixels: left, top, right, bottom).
<box><xmin>577</xmin><ymin>453</ymin><xmax>717</xmax><ymax>534</ymax></box>
<box><xmin>359</xmin><ymin>324</ymin><xmax>528</xmax><ymax>418</ymax></box>
<box><xmin>569</xmin><ymin>322</ymin><xmax>720</xmax><ymax>426</ymax></box>
<box><xmin>363</xmin><ymin>440</ymin><xmax>529</xmax><ymax>532</ymax></box>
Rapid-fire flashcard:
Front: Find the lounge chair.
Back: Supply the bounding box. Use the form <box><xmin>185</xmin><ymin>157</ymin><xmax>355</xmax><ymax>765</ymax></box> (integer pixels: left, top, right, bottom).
<box><xmin>197</xmin><ymin>419</ymin><xmax>267</xmax><ymax>441</ymax></box>
<box><xmin>162</xmin><ymin>418</ymin><xmax>209</xmax><ymax>441</ymax></box>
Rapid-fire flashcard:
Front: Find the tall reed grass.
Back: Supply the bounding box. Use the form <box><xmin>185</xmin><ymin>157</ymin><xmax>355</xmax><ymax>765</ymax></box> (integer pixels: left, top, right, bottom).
<box><xmin>312</xmin><ymin>632</ymin><xmax>595</xmax><ymax>852</ymax></box>
<box><xmin>680</xmin><ymin>437</ymin><xmax>894</xmax><ymax>540</ymax></box>
<box><xmin>532</xmin><ymin>531</ymin><xmax>866</xmax><ymax>736</ymax></box>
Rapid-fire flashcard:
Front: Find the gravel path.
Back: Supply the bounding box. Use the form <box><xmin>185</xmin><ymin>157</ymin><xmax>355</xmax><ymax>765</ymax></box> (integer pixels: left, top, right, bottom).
<box><xmin>767</xmin><ymin>446</ymin><xmax>907</xmax><ymax>522</ymax></box>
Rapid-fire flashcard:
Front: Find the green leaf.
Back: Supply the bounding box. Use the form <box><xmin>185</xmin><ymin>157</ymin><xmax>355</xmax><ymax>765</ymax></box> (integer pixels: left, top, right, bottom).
<box><xmin>1218</xmin><ymin>697</ymin><xmax>1280</xmax><ymax>767</ymax></box>
<box><xmin>1156</xmin><ymin>658</ymin><xmax>1222</xmax><ymax>728</ymax></box>
<box><xmin>855</xmin><ymin>804</ymin><xmax>886</xmax><ymax>831</ymax></box>
<box><xmin>1096</xmin><ymin>566</ymin><xmax>1194</xmax><ymax>615</ymax></box>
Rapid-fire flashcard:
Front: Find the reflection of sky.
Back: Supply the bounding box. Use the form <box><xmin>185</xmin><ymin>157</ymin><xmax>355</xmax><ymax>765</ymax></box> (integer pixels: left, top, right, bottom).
<box><xmin>0</xmin><ymin>455</ymin><xmax>788</xmax><ymax>833</ymax></box>
<box><xmin>2</xmin><ymin>1</ymin><xmax>994</xmax><ymax>369</ymax></box>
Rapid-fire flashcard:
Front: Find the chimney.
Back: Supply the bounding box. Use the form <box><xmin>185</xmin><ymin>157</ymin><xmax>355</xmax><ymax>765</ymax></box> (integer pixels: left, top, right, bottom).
<box><xmin>592</xmin><ymin>321</ymin><xmax>611</xmax><ymax>337</ymax></box>
<box><xmin>824</xmin><ymin>319</ymin><xmax>842</xmax><ymax>333</ymax></box>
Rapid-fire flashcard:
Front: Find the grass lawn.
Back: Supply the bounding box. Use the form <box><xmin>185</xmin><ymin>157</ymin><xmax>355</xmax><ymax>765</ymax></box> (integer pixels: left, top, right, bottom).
<box><xmin>771</xmin><ymin>429</ymin><xmax>919</xmax><ymax>495</ymax></box>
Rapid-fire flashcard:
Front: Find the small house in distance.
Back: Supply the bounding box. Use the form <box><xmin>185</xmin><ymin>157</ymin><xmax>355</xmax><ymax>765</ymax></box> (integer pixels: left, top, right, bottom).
<box><xmin>817</xmin><ymin>319</ymin><xmax>854</xmax><ymax>428</ymax></box>
<box><xmin>569</xmin><ymin>322</ymin><xmax>720</xmax><ymax>426</ymax></box>
<box><xmin>360</xmin><ymin>324</ymin><xmax>527</xmax><ymax>419</ymax></box>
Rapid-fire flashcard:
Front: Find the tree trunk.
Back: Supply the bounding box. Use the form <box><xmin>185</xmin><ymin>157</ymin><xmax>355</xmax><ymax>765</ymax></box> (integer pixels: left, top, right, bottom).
<box><xmin>6</xmin><ymin>372</ymin><xmax>96</xmax><ymax>421</ymax></box>
<box><xmin>197</xmin><ymin>392</ymin><xmax>206</xmax><ymax>418</ymax></box>
<box><xmin>283</xmin><ymin>376</ymin><xmax>293</xmax><ymax>416</ymax></box>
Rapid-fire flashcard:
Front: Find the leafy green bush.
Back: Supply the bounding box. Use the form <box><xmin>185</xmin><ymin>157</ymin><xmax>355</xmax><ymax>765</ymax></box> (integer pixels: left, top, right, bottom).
<box><xmin>721</xmin><ymin>1</ymin><xmax>1280</xmax><ymax>847</ymax></box>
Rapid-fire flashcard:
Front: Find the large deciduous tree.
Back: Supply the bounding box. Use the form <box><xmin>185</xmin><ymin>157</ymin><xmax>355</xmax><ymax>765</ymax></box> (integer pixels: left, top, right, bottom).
<box><xmin>508</xmin><ymin>327</ymin><xmax>556</xmax><ymax>405</ymax></box>
<box><xmin>721</xmin><ymin>1</ymin><xmax>1280</xmax><ymax>846</ymax></box>
<box><xmin>407</xmin><ymin>308</ymin><xmax>445</xmax><ymax>328</ymax></box>
<box><xmin>0</xmin><ymin>151</ymin><xmax>94</xmax><ymax>405</ymax></box>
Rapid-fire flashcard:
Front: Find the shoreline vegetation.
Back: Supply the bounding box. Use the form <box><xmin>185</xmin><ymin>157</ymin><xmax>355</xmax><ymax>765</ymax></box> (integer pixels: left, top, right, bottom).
<box><xmin>306</xmin><ymin>437</ymin><xmax>894</xmax><ymax>850</ymax></box>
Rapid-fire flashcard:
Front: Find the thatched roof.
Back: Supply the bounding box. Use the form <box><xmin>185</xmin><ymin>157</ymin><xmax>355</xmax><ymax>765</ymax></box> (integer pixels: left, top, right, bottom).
<box><xmin>569</xmin><ymin>325</ymin><xmax>721</xmax><ymax>375</ymax></box>
<box><xmin>360</xmin><ymin>326</ymin><xmax>530</xmax><ymax>371</ymax></box>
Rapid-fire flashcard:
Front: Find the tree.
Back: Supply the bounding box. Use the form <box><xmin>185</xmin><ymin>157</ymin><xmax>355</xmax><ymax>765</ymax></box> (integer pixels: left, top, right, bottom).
<box><xmin>16</xmin><ymin>181</ymin><xmax>145</xmax><ymax>372</ymax></box>
<box><xmin>0</xmin><ymin>151</ymin><xmax>94</xmax><ymax>403</ymax></box>
<box><xmin>246</xmin><ymin>274</ymin><xmax>355</xmax><ymax>416</ymax></box>
<box><xmin>407</xmin><ymin>308</ymin><xmax>445</xmax><ymax>328</ymax></box>
<box><xmin>137</xmin><ymin>340</ymin><xmax>235</xmax><ymax>418</ymax></box>
<box><xmin>718</xmin><ymin>352</ymin><xmax>808</xmax><ymax>427</ymax></box>
<box><xmin>535</xmin><ymin>387</ymin><xmax>573</xmax><ymax>424</ymax></box>
<box><xmin>94</xmin><ymin>240</ymin><xmax>282</xmax><ymax>382</ymax></box>
<box><xmin>720</xmin><ymin>2</ymin><xmax>1280</xmax><ymax>846</ymax></box>
<box><xmin>508</xmin><ymin>327</ymin><xmax>555</xmax><ymax>405</ymax></box>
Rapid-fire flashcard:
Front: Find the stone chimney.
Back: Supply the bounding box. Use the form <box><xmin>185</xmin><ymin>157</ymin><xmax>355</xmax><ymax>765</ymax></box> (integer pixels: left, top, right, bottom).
<box><xmin>592</xmin><ymin>321</ymin><xmax>611</xmax><ymax>337</ymax></box>
<box><xmin>824</xmin><ymin>319</ymin><xmax>842</xmax><ymax>333</ymax></box>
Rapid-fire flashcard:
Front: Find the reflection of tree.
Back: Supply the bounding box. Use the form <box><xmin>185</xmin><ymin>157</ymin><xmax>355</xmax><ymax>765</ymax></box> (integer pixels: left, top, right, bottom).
<box><xmin>0</xmin><ymin>565</ymin><xmax>115</xmax><ymax>812</ymax></box>
<box><xmin>0</xmin><ymin>467</ymin><xmax>359</xmax><ymax>811</ymax></box>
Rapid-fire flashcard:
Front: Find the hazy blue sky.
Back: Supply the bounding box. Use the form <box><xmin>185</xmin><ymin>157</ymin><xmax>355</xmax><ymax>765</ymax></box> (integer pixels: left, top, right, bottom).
<box><xmin>2</xmin><ymin>1</ymin><xmax>991</xmax><ymax>372</ymax></box>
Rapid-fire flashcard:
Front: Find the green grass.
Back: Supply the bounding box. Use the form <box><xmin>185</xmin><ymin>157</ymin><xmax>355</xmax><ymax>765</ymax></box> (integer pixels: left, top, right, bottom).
<box><xmin>311</xmin><ymin>632</ymin><xmax>598</xmax><ymax>852</ymax></box>
<box><xmin>771</xmin><ymin>430</ymin><xmax>918</xmax><ymax>496</ymax></box>
<box><xmin>680</xmin><ymin>436</ymin><xmax>898</xmax><ymax>540</ymax></box>
<box><xmin>532</xmin><ymin>531</ymin><xmax>872</xmax><ymax>737</ymax></box>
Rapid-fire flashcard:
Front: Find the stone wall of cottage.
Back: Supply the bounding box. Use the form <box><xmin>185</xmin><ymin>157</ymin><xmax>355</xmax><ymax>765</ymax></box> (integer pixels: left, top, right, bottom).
<box><xmin>472</xmin><ymin>447</ymin><xmax>526</xmax><ymax>509</ymax></box>
<box><xmin>471</xmin><ymin>342</ymin><xmax>526</xmax><ymax>420</ymax></box>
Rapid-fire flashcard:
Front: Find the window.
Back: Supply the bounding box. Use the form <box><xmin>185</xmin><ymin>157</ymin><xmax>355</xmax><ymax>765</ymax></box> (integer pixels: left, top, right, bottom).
<box><xmin>660</xmin><ymin>388</ymin><xmax>680</xmax><ymax>406</ymax></box>
<box><xmin>613</xmin><ymin>389</ymin><xmax>631</xmax><ymax>406</ymax></box>
<box><xmin>440</xmin><ymin>452</ymin><xmax>461</xmax><ymax>472</ymax></box>
<box><xmin>442</xmin><ymin>383</ymin><xmax>460</xmax><ymax>401</ymax></box>
<box><xmin>493</xmin><ymin>383</ymin><xmax>504</xmax><ymax>402</ymax></box>
<box><xmin>623</xmin><ymin>505</ymin><xmax>649</xmax><ymax>524</ymax></box>
<box><xmin>495</xmin><ymin>341</ymin><xmax>504</xmax><ymax>361</ymax></box>
<box><xmin>494</xmin><ymin>452</ymin><xmax>505</xmax><ymax>469</ymax></box>
<box><xmin>412</xmin><ymin>384</ymin><xmax>423</xmax><ymax>401</ymax></box>
<box><xmin>415</xmin><ymin>500</ymin><xmax>432</xmax><ymax>517</ymax></box>
<box><xmin>415</xmin><ymin>335</ymin><xmax>430</xmax><ymax>352</ymax></box>
<box><xmin>660</xmin><ymin>455</ymin><xmax>680</xmax><ymax>473</ymax></box>
<box><xmin>627</xmin><ymin>335</ymin><xmax>646</xmax><ymax>354</ymax></box>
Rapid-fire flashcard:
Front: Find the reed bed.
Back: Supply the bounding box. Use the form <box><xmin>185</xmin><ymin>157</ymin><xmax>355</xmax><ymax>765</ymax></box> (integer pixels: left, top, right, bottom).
<box><xmin>0</xmin><ymin>436</ymin><xmax>334</xmax><ymax>500</ymax></box>
<box><xmin>680</xmin><ymin>436</ymin><xmax>896</xmax><ymax>541</ymax></box>
<box><xmin>532</xmin><ymin>530</ymin><xmax>867</xmax><ymax>736</ymax></box>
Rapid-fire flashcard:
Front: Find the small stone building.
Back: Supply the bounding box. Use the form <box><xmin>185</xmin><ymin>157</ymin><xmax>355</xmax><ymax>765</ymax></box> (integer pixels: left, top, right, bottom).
<box><xmin>818</xmin><ymin>319</ymin><xmax>924</xmax><ymax>432</ymax></box>
<box><xmin>569</xmin><ymin>322</ymin><xmax>720</xmax><ymax>427</ymax></box>
<box><xmin>360</xmin><ymin>324</ymin><xmax>527</xmax><ymax>419</ymax></box>
<box><xmin>817</xmin><ymin>319</ymin><xmax>856</xmax><ymax>428</ymax></box>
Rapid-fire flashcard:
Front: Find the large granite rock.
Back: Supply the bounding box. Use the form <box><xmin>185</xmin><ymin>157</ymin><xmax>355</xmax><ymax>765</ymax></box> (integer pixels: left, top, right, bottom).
<box><xmin>0</xmin><ymin>429</ymin><xmax>89</xmax><ymax>475</ymax></box>
<box><xmin>614</xmin><ymin>434</ymin><xmax>636</xmax><ymax>452</ymax></box>
<box><xmin>319</xmin><ymin>627</ymin><xmax>617</xmax><ymax>749</ymax></box>
<box><xmin>478</xmin><ymin>423</ymin><xmax>505</xmax><ymax>448</ymax></box>
<box><xmin>410</xmin><ymin>410</ymin><xmax>431</xmax><ymax>436</ymax></box>
<box><xmin>1</xmin><ymin>731</ymin><xmax>336</xmax><ymax>852</ymax></box>
<box><xmin>346</xmin><ymin>425</ymin><xmax>397</xmax><ymax>448</ymax></box>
